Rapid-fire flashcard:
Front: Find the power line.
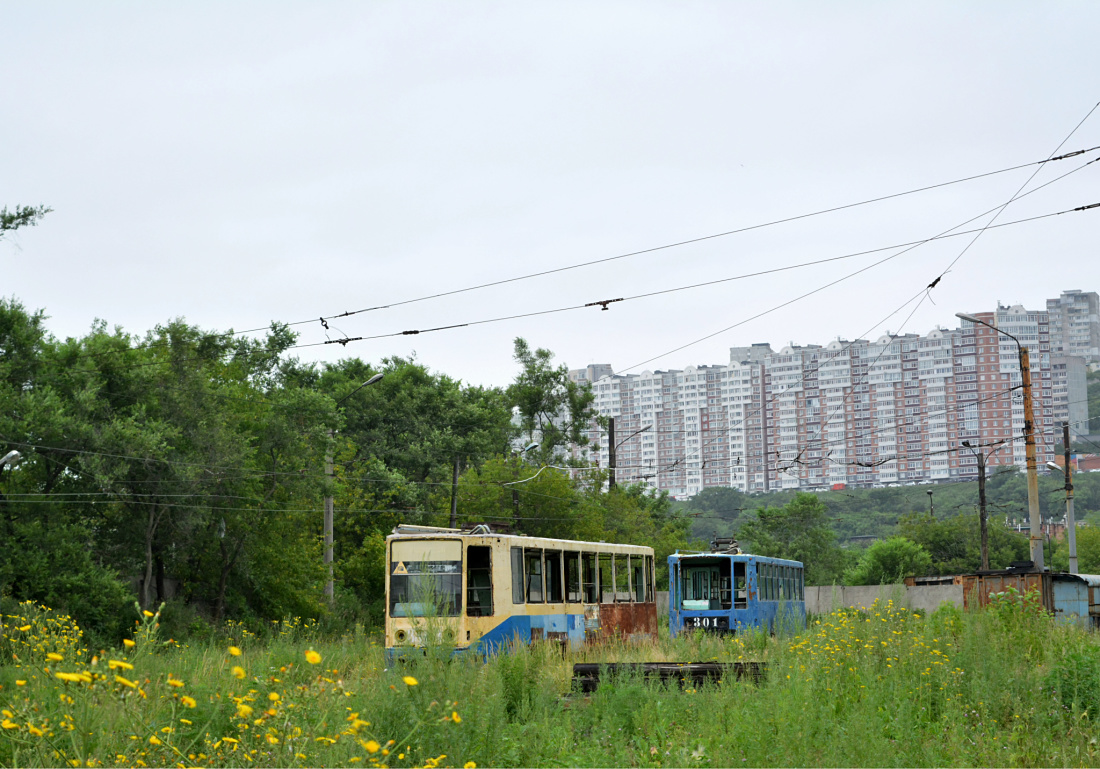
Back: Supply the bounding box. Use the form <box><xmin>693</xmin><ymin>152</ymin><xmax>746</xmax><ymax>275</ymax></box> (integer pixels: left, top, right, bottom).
<box><xmin>237</xmin><ymin>146</ymin><xmax>1100</xmax><ymax>336</ymax></box>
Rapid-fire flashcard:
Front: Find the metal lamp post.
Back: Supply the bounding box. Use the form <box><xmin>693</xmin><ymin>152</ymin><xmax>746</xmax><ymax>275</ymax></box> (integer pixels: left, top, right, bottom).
<box><xmin>956</xmin><ymin>312</ymin><xmax>1043</xmax><ymax>571</ymax></box>
<box><xmin>325</xmin><ymin>373</ymin><xmax>384</xmax><ymax>604</ymax></box>
<box><xmin>1047</xmin><ymin>421</ymin><xmax>1077</xmax><ymax>573</ymax></box>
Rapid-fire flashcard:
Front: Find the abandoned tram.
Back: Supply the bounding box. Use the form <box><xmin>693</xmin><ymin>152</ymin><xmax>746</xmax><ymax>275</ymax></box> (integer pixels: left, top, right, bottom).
<box><xmin>385</xmin><ymin>524</ymin><xmax>657</xmax><ymax>661</ymax></box>
<box><xmin>668</xmin><ymin>539</ymin><xmax>806</xmax><ymax>636</ymax></box>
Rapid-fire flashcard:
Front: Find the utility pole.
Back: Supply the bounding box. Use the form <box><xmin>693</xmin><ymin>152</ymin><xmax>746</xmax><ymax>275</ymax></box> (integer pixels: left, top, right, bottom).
<box><xmin>324</xmin><ymin>373</ymin><xmax>384</xmax><ymax>604</ymax></box>
<box><xmin>976</xmin><ymin>451</ymin><xmax>988</xmax><ymax>571</ymax></box>
<box><xmin>608</xmin><ymin>416</ymin><xmax>616</xmax><ymax>490</ymax></box>
<box><xmin>449</xmin><ymin>458</ymin><xmax>460</xmax><ymax>528</ymax></box>
<box><xmin>1063</xmin><ymin>422</ymin><xmax>1078</xmax><ymax>574</ymax></box>
<box><xmin>961</xmin><ymin>440</ymin><xmax>992</xmax><ymax>571</ymax></box>
<box><xmin>324</xmin><ymin>431</ymin><xmax>335</xmax><ymax>604</ymax></box>
<box><xmin>956</xmin><ymin>312</ymin><xmax>1043</xmax><ymax>571</ymax></box>
<box><xmin>1019</xmin><ymin>346</ymin><xmax>1044</xmax><ymax>570</ymax></box>
<box><xmin>927</xmin><ymin>489</ymin><xmax>934</xmax><ymax>520</ymax></box>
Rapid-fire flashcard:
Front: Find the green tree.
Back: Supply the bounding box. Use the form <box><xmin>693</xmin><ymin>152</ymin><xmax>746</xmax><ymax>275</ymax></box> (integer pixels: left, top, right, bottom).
<box><xmin>0</xmin><ymin>204</ymin><xmax>51</xmax><ymax>239</ymax></box>
<box><xmin>736</xmin><ymin>493</ymin><xmax>846</xmax><ymax>584</ymax></box>
<box><xmin>898</xmin><ymin>512</ymin><xmax>1029</xmax><ymax>574</ymax></box>
<box><xmin>1051</xmin><ymin>526</ymin><xmax>1100</xmax><ymax>573</ymax></box>
<box><xmin>507</xmin><ymin>338</ymin><xmax>598</xmax><ymax>464</ymax></box>
<box><xmin>845</xmin><ymin>536</ymin><xmax>933</xmax><ymax>585</ymax></box>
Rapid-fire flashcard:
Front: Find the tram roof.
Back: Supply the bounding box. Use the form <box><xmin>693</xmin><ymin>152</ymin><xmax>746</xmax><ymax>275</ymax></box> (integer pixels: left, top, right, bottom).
<box><xmin>387</xmin><ymin>524</ymin><xmax>652</xmax><ymax>554</ymax></box>
<box><xmin>670</xmin><ymin>551</ymin><xmax>804</xmax><ymax>567</ymax></box>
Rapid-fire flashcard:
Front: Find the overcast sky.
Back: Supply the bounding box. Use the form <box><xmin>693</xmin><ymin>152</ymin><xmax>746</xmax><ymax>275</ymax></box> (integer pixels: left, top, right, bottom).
<box><xmin>3</xmin><ymin>2</ymin><xmax>1099</xmax><ymax>388</ymax></box>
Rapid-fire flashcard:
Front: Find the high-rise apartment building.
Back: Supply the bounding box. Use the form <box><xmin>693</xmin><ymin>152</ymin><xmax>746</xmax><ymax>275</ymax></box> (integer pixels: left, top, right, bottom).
<box><xmin>574</xmin><ymin>304</ymin><xmax>1084</xmax><ymax>498</ymax></box>
<box><xmin>1047</xmin><ymin>290</ymin><xmax>1100</xmax><ymax>364</ymax></box>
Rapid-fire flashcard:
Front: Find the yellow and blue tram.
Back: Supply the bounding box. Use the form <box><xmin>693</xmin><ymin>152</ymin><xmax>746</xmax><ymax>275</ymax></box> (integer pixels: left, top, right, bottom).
<box><xmin>385</xmin><ymin>524</ymin><xmax>657</xmax><ymax>662</ymax></box>
<box><xmin>669</xmin><ymin>540</ymin><xmax>806</xmax><ymax>637</ymax></box>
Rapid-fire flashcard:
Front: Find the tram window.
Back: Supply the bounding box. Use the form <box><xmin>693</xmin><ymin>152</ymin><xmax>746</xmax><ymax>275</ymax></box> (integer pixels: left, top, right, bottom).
<box><xmin>734</xmin><ymin>562</ymin><xmax>747</xmax><ymax>609</ymax></box>
<box><xmin>582</xmin><ymin>552</ymin><xmax>599</xmax><ymax>603</ymax></box>
<box><xmin>544</xmin><ymin>550</ymin><xmax>563</xmax><ymax>603</ymax></box>
<box><xmin>565</xmin><ymin>552</ymin><xmax>581</xmax><ymax>602</ymax></box>
<box><xmin>389</xmin><ymin>540</ymin><xmax>462</xmax><ymax>618</ymax></box>
<box><xmin>612</xmin><ymin>554</ymin><xmax>630</xmax><ymax>601</ymax></box>
<box><xmin>511</xmin><ymin>547</ymin><xmax>525</xmax><ymax>604</ymax></box>
<box><xmin>646</xmin><ymin>556</ymin><xmax>654</xmax><ymax>602</ymax></box>
<box><xmin>466</xmin><ymin>546</ymin><xmax>493</xmax><ymax>617</ymax></box>
<box><xmin>524</xmin><ymin>549</ymin><xmax>544</xmax><ymax>603</ymax></box>
<box><xmin>798</xmin><ymin>569</ymin><xmax>804</xmax><ymax>600</ymax></box>
<box><xmin>632</xmin><ymin>557</ymin><xmax>644</xmax><ymax>603</ymax></box>
<box><xmin>598</xmin><ymin>553</ymin><xmax>613</xmax><ymax>603</ymax></box>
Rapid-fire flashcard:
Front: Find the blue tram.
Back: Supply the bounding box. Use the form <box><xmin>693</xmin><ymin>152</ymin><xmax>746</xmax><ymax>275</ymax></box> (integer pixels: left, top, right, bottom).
<box><xmin>668</xmin><ymin>539</ymin><xmax>806</xmax><ymax>637</ymax></box>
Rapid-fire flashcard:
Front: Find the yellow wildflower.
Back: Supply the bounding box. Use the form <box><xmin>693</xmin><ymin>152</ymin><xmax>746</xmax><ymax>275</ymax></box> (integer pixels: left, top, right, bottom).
<box><xmin>47</xmin><ymin>652</ymin><xmax>64</xmax><ymax>662</ymax></box>
<box><xmin>15</xmin><ymin>681</ymin><xmax>25</xmax><ymax>686</ymax></box>
<box><xmin>363</xmin><ymin>740</ymin><xmax>381</xmax><ymax>753</ymax></box>
<box><xmin>181</xmin><ymin>696</ymin><xmax>197</xmax><ymax>708</ymax></box>
<box><xmin>115</xmin><ymin>675</ymin><xmax>138</xmax><ymax>689</ymax></box>
<box><xmin>237</xmin><ymin>705</ymin><xmax>254</xmax><ymax>718</ymax></box>
<box><xmin>123</xmin><ymin>639</ymin><xmax>136</xmax><ymax>648</ymax></box>
<box><xmin>167</xmin><ymin>677</ymin><xmax>184</xmax><ymax>687</ymax></box>
<box><xmin>402</xmin><ymin>676</ymin><xmax>418</xmax><ymax>686</ymax></box>
<box><xmin>142</xmin><ymin>610</ymin><xmax>154</xmax><ymax>618</ymax></box>
<box><xmin>228</xmin><ymin>646</ymin><xmax>242</xmax><ymax>657</ymax></box>
<box><xmin>268</xmin><ymin>692</ymin><xmax>280</xmax><ymax>702</ymax></box>
<box><xmin>27</xmin><ymin>724</ymin><xmax>44</xmax><ymax>737</ymax></box>
<box><xmin>305</xmin><ymin>649</ymin><xmax>322</xmax><ymax>665</ymax></box>
<box><xmin>231</xmin><ymin>666</ymin><xmax>246</xmax><ymax>679</ymax></box>
<box><xmin>464</xmin><ymin>762</ymin><xmax>477</xmax><ymax>768</ymax></box>
<box><xmin>452</xmin><ymin>710</ymin><xmax>461</xmax><ymax>723</ymax></box>
<box><xmin>1</xmin><ymin>719</ymin><xmax>17</xmax><ymax>730</ymax></box>
<box><xmin>109</xmin><ymin>660</ymin><xmax>134</xmax><ymax>671</ymax></box>
<box><xmin>149</xmin><ymin>735</ymin><xmax>162</xmax><ymax>745</ymax></box>
<box><xmin>17</xmin><ymin>625</ymin><xmax>30</xmax><ymax>632</ymax></box>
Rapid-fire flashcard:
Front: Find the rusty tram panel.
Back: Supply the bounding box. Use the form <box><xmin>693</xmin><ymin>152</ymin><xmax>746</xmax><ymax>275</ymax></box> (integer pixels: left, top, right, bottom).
<box><xmin>960</xmin><ymin>572</ymin><xmax>1053</xmax><ymax>611</ymax></box>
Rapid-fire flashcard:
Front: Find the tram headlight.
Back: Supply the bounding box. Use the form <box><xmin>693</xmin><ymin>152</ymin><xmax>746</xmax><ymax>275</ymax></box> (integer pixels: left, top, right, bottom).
<box><xmin>395</xmin><ymin>629</ymin><xmax>409</xmax><ymax>644</ymax></box>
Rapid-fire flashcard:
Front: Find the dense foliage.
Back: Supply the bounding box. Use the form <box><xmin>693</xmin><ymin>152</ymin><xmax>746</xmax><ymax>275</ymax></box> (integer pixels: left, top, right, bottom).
<box><xmin>0</xmin><ymin>297</ymin><xmax>690</xmax><ymax>643</ymax></box>
<box><xmin>4</xmin><ymin>594</ymin><xmax>1100</xmax><ymax>767</ymax></box>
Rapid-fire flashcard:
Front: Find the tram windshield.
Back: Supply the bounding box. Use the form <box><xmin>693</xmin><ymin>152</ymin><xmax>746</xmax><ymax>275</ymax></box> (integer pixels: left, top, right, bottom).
<box><xmin>389</xmin><ymin>540</ymin><xmax>462</xmax><ymax>617</ymax></box>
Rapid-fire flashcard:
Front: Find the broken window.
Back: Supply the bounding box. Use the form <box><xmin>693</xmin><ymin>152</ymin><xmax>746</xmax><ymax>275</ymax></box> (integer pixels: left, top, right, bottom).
<box><xmin>466</xmin><ymin>545</ymin><xmax>493</xmax><ymax>617</ymax></box>
<box><xmin>525</xmin><ymin>549</ymin><xmax>544</xmax><ymax>603</ymax></box>
<box><xmin>565</xmin><ymin>551</ymin><xmax>581</xmax><ymax>602</ymax></box>
<box><xmin>544</xmin><ymin>550</ymin><xmax>563</xmax><ymax>603</ymax></box>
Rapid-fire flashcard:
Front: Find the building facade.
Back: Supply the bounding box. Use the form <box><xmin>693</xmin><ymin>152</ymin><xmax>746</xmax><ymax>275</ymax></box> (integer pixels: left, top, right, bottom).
<box><xmin>1047</xmin><ymin>290</ymin><xmax>1100</xmax><ymax>365</ymax></box>
<box><xmin>575</xmin><ymin>304</ymin><xmax>1085</xmax><ymax>498</ymax></box>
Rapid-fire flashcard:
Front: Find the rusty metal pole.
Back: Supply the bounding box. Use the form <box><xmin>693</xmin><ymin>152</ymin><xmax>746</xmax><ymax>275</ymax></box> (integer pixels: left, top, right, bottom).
<box><xmin>1019</xmin><ymin>346</ymin><xmax>1044</xmax><ymax>571</ymax></box>
<box><xmin>977</xmin><ymin>450</ymin><xmax>989</xmax><ymax>571</ymax></box>
<box><xmin>1064</xmin><ymin>421</ymin><xmax>1078</xmax><ymax>574</ymax></box>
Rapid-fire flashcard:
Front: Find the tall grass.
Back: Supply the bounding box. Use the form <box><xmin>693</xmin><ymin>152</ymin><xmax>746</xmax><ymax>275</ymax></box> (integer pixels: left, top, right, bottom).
<box><xmin>3</xmin><ymin>593</ymin><xmax>1100</xmax><ymax>767</ymax></box>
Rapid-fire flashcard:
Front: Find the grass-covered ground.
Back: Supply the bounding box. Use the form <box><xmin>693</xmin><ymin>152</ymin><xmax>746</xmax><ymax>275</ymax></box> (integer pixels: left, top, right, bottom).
<box><xmin>3</xmin><ymin>593</ymin><xmax>1100</xmax><ymax>767</ymax></box>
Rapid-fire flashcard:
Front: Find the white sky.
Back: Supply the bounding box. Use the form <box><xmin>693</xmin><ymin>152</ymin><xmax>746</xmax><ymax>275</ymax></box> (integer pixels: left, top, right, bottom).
<box><xmin>3</xmin><ymin>2</ymin><xmax>1099</xmax><ymax>388</ymax></box>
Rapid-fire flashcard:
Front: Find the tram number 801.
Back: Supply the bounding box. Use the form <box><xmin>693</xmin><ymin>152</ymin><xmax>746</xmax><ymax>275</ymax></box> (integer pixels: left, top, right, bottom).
<box><xmin>685</xmin><ymin>616</ymin><xmax>729</xmax><ymax>630</ymax></box>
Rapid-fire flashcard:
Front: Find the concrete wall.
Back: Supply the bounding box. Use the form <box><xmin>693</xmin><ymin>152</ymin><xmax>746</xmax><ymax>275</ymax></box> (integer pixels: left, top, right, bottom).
<box><xmin>656</xmin><ymin>585</ymin><xmax>961</xmax><ymax>621</ymax></box>
<box><xmin>805</xmin><ymin>584</ymin><xmax>962</xmax><ymax>615</ymax></box>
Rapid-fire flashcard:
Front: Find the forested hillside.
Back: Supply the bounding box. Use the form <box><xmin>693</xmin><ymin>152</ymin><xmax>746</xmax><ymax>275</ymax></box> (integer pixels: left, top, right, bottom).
<box><xmin>0</xmin><ymin>298</ymin><xmax>692</xmax><ymax>644</ymax></box>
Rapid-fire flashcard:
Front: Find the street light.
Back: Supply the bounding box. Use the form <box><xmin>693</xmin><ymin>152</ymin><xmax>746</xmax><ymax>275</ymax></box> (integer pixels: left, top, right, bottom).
<box><xmin>1047</xmin><ymin>421</ymin><xmax>1077</xmax><ymax>573</ymax></box>
<box><xmin>956</xmin><ymin>312</ymin><xmax>1043</xmax><ymax>571</ymax></box>
<box><xmin>926</xmin><ymin>489</ymin><xmax>934</xmax><ymax>519</ymax></box>
<box><xmin>0</xmin><ymin>450</ymin><xmax>22</xmax><ymax>470</ymax></box>
<box><xmin>325</xmin><ymin>373</ymin><xmax>385</xmax><ymax>604</ymax></box>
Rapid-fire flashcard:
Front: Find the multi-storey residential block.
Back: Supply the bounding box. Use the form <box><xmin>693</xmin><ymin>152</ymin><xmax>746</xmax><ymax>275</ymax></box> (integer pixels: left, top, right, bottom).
<box><xmin>1047</xmin><ymin>290</ymin><xmax>1100</xmax><ymax>364</ymax></box>
<box><xmin>573</xmin><ymin>303</ymin><xmax>1083</xmax><ymax>498</ymax></box>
